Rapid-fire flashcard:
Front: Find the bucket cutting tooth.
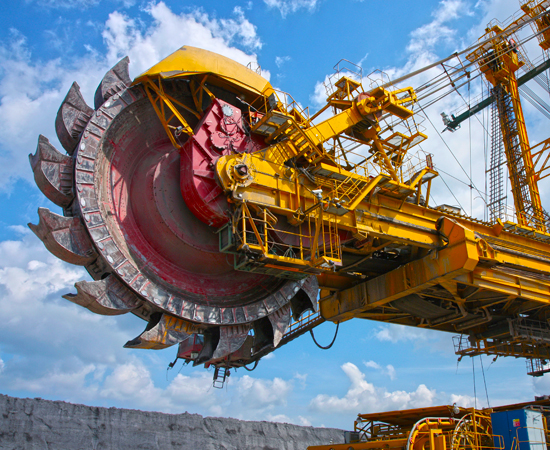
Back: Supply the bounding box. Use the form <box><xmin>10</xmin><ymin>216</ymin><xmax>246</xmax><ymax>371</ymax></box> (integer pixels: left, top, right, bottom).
<box><xmin>253</xmin><ymin>304</ymin><xmax>292</xmax><ymax>351</ymax></box>
<box><xmin>29</xmin><ymin>135</ymin><xmax>74</xmax><ymax>208</ymax></box>
<box><xmin>194</xmin><ymin>325</ymin><xmax>252</xmax><ymax>365</ymax></box>
<box><xmin>94</xmin><ymin>57</ymin><xmax>131</xmax><ymax>109</ymax></box>
<box><xmin>55</xmin><ymin>82</ymin><xmax>94</xmax><ymax>155</ymax></box>
<box><xmin>124</xmin><ymin>313</ymin><xmax>199</xmax><ymax>350</ymax></box>
<box><xmin>269</xmin><ymin>304</ymin><xmax>292</xmax><ymax>348</ymax></box>
<box><xmin>63</xmin><ymin>274</ymin><xmax>141</xmax><ymax>316</ymax></box>
<box><xmin>194</xmin><ymin>328</ymin><xmax>219</xmax><ymax>365</ymax></box>
<box><xmin>290</xmin><ymin>275</ymin><xmax>319</xmax><ymax>320</ymax></box>
<box><xmin>28</xmin><ymin>208</ymin><xmax>97</xmax><ymax>265</ymax></box>
<box><xmin>212</xmin><ymin>324</ymin><xmax>252</xmax><ymax>360</ymax></box>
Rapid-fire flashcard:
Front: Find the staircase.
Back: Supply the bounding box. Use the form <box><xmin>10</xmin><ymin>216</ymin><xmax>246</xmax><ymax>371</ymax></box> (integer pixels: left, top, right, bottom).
<box><xmin>251</xmin><ymin>110</ymin><xmax>325</xmax><ymax>164</ymax></box>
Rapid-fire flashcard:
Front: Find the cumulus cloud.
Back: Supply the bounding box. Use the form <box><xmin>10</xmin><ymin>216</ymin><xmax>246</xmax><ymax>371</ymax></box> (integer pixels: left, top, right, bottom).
<box><xmin>310</xmin><ymin>363</ymin><xmax>435</xmax><ymax>414</ymax></box>
<box><xmin>450</xmin><ymin>393</ymin><xmax>478</xmax><ymax>408</ymax></box>
<box><xmin>102</xmin><ymin>3</ymin><xmax>263</xmax><ymax>77</ymax></box>
<box><xmin>264</xmin><ymin>0</ymin><xmax>319</xmax><ymax>18</ymax></box>
<box><xmin>237</xmin><ymin>375</ymin><xmax>293</xmax><ymax>408</ymax></box>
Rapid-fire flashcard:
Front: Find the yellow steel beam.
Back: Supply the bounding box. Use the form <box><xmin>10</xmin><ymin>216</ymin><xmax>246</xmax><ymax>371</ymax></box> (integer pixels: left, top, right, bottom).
<box><xmin>320</xmin><ymin>218</ymin><xmax>480</xmax><ymax>322</ymax></box>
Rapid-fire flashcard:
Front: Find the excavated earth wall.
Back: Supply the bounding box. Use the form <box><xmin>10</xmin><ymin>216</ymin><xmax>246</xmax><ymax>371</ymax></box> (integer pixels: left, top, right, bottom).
<box><xmin>0</xmin><ymin>394</ymin><xmax>344</xmax><ymax>450</ymax></box>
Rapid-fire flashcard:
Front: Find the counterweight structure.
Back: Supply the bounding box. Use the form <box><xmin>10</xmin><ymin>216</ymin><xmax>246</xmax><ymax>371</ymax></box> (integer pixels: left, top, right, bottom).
<box><xmin>28</xmin><ymin>0</ymin><xmax>550</xmax><ymax>382</ymax></box>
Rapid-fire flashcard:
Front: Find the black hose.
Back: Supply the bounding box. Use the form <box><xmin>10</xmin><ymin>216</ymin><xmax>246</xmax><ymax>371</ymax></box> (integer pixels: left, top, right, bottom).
<box><xmin>243</xmin><ymin>360</ymin><xmax>259</xmax><ymax>371</ymax></box>
<box><xmin>310</xmin><ymin>322</ymin><xmax>339</xmax><ymax>349</ymax></box>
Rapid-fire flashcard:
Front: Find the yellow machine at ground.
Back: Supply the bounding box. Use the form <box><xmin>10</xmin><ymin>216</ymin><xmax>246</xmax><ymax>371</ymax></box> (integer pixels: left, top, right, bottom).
<box><xmin>307</xmin><ymin>397</ymin><xmax>550</xmax><ymax>450</ymax></box>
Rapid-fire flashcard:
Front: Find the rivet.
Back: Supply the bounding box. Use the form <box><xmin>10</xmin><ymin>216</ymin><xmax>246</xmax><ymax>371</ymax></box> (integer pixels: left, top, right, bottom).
<box><xmin>107</xmin><ymin>255</ymin><xmax>113</xmax><ymax>263</ymax></box>
<box><xmin>80</xmin><ymin>198</ymin><xmax>86</xmax><ymax>207</ymax></box>
<box><xmin>80</xmin><ymin>143</ymin><xmax>85</xmax><ymax>150</ymax></box>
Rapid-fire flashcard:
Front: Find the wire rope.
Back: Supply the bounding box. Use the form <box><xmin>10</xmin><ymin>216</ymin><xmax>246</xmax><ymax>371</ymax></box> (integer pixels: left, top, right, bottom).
<box><xmin>472</xmin><ymin>357</ymin><xmax>477</xmax><ymax>409</ymax></box>
<box><xmin>480</xmin><ymin>356</ymin><xmax>491</xmax><ymax>408</ymax></box>
<box><xmin>417</xmin><ymin>103</ymin><xmax>485</xmax><ymax>202</ymax></box>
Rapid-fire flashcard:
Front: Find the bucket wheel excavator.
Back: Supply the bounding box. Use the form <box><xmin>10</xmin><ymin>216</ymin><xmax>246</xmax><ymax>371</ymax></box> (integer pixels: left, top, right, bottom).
<box><xmin>29</xmin><ymin>0</ymin><xmax>550</xmax><ymax>383</ymax></box>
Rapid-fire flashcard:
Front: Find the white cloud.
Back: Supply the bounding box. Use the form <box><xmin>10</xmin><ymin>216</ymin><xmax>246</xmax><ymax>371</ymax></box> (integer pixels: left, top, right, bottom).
<box><xmin>237</xmin><ymin>375</ymin><xmax>292</xmax><ymax>408</ymax></box>
<box><xmin>102</xmin><ymin>3</ymin><xmax>263</xmax><ymax>77</ymax></box>
<box><xmin>9</xmin><ymin>364</ymin><xmax>100</xmax><ymax>401</ymax></box>
<box><xmin>450</xmin><ymin>393</ymin><xmax>478</xmax><ymax>408</ymax></box>
<box><xmin>101</xmin><ymin>360</ymin><xmax>158</xmax><ymax>401</ymax></box>
<box><xmin>408</xmin><ymin>0</ymin><xmax>470</xmax><ymax>54</ymax></box>
<box><xmin>294</xmin><ymin>372</ymin><xmax>308</xmax><ymax>389</ymax></box>
<box><xmin>0</xmin><ymin>357</ymin><xmax>4</xmax><ymax>373</ymax></box>
<box><xmin>0</xmin><ymin>232</ymin><xmax>135</xmax><ymax>396</ymax></box>
<box><xmin>364</xmin><ymin>361</ymin><xmax>396</xmax><ymax>380</ymax></box>
<box><xmin>310</xmin><ymin>363</ymin><xmax>435</xmax><ymax>414</ymax></box>
<box><xmin>267</xmin><ymin>413</ymin><xmax>292</xmax><ymax>423</ymax></box>
<box><xmin>387</xmin><ymin>365</ymin><xmax>396</xmax><ymax>381</ymax></box>
<box><xmin>373</xmin><ymin>324</ymin><xmax>431</xmax><ymax>343</ymax></box>
<box><xmin>299</xmin><ymin>415</ymin><xmax>312</xmax><ymax>426</ymax></box>
<box><xmin>364</xmin><ymin>360</ymin><xmax>381</xmax><ymax>370</ymax></box>
<box><xmin>275</xmin><ymin>55</ymin><xmax>291</xmax><ymax>68</ymax></box>
<box><xmin>264</xmin><ymin>0</ymin><xmax>319</xmax><ymax>18</ymax></box>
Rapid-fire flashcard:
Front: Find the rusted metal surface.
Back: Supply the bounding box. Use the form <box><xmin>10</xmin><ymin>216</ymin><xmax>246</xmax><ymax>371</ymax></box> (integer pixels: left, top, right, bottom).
<box><xmin>29</xmin><ymin>135</ymin><xmax>74</xmax><ymax>208</ymax></box>
<box><xmin>28</xmin><ymin>208</ymin><xmax>97</xmax><ymax>266</ymax></box>
<box><xmin>125</xmin><ymin>313</ymin><xmax>197</xmax><ymax>350</ymax></box>
<box><xmin>55</xmin><ymin>82</ymin><xmax>94</xmax><ymax>155</ymax></box>
<box><xmin>63</xmin><ymin>275</ymin><xmax>141</xmax><ymax>316</ymax></box>
<box><xmin>290</xmin><ymin>276</ymin><xmax>319</xmax><ymax>320</ymax></box>
<box><xmin>268</xmin><ymin>304</ymin><xmax>292</xmax><ymax>348</ymax></box>
<box><xmin>94</xmin><ymin>57</ymin><xmax>132</xmax><ymax>109</ymax></box>
<box><xmin>212</xmin><ymin>324</ymin><xmax>252</xmax><ymax>360</ymax></box>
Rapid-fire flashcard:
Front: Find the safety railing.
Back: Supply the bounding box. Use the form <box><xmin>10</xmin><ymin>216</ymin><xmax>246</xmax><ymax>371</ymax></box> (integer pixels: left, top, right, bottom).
<box><xmin>234</xmin><ymin>202</ymin><xmax>341</xmax><ymax>269</ymax></box>
<box><xmin>511</xmin><ymin>426</ymin><xmax>548</xmax><ymax>450</ymax></box>
<box><xmin>248</xmin><ymin>88</ymin><xmax>310</xmax><ymax>124</ymax></box>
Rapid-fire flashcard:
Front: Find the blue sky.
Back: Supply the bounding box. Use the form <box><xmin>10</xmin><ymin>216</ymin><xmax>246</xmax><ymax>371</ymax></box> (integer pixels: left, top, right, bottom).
<box><xmin>1</xmin><ymin>0</ymin><xmax>550</xmax><ymax>431</ymax></box>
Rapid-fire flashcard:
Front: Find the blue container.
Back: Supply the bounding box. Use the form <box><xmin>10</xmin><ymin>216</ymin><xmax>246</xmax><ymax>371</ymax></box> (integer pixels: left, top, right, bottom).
<box><xmin>491</xmin><ymin>409</ymin><xmax>546</xmax><ymax>450</ymax></box>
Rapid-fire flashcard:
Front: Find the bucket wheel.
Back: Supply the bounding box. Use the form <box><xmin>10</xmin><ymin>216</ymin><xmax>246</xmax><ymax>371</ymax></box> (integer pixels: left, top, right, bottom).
<box><xmin>29</xmin><ymin>50</ymin><xmax>319</xmax><ymax>370</ymax></box>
